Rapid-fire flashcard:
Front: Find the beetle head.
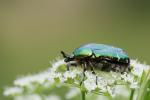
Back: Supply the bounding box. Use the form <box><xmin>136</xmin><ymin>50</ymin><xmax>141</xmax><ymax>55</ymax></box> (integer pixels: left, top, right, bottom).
<box><xmin>61</xmin><ymin>51</ymin><xmax>74</xmax><ymax>62</ymax></box>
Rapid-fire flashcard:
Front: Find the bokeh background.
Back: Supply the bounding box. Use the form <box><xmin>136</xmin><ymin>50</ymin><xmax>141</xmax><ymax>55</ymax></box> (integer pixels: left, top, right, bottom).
<box><xmin>0</xmin><ymin>0</ymin><xmax>150</xmax><ymax>99</ymax></box>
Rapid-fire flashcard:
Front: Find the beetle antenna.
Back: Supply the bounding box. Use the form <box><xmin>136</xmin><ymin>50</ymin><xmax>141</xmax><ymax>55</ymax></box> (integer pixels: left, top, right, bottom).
<box><xmin>61</xmin><ymin>51</ymin><xmax>68</xmax><ymax>58</ymax></box>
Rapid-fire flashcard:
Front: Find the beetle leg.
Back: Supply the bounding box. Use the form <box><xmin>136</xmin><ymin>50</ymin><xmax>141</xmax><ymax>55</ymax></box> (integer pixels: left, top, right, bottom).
<box><xmin>69</xmin><ymin>61</ymin><xmax>78</xmax><ymax>67</ymax></box>
<box><xmin>89</xmin><ymin>62</ymin><xmax>98</xmax><ymax>85</ymax></box>
<box><xmin>83</xmin><ymin>62</ymin><xmax>87</xmax><ymax>72</ymax></box>
<box><xmin>80</xmin><ymin>62</ymin><xmax>87</xmax><ymax>86</ymax></box>
<box><xmin>66</xmin><ymin>61</ymin><xmax>78</xmax><ymax>71</ymax></box>
<box><xmin>66</xmin><ymin>63</ymin><xmax>70</xmax><ymax>71</ymax></box>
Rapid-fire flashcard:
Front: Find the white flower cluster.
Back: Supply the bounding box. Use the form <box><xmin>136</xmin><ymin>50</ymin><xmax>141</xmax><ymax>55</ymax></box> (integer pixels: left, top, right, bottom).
<box><xmin>14</xmin><ymin>72</ymin><xmax>50</xmax><ymax>87</ymax></box>
<box><xmin>83</xmin><ymin>71</ymin><xmax>118</xmax><ymax>97</ymax></box>
<box><xmin>3</xmin><ymin>59</ymin><xmax>150</xmax><ymax>99</ymax></box>
<box><xmin>121</xmin><ymin>60</ymin><xmax>150</xmax><ymax>89</ymax></box>
<box><xmin>4</xmin><ymin>87</ymin><xmax>23</xmax><ymax>96</ymax></box>
<box><xmin>130</xmin><ymin>60</ymin><xmax>149</xmax><ymax>77</ymax></box>
<box><xmin>121</xmin><ymin>72</ymin><xmax>138</xmax><ymax>89</ymax></box>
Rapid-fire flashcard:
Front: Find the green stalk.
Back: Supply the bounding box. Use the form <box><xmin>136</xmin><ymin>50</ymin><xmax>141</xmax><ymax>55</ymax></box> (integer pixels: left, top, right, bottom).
<box><xmin>81</xmin><ymin>89</ymin><xmax>86</xmax><ymax>100</ymax></box>
<box><xmin>130</xmin><ymin>89</ymin><xmax>135</xmax><ymax>100</ymax></box>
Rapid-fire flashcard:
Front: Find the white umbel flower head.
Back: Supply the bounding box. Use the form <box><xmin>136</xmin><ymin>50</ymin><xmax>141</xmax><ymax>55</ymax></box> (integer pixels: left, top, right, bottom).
<box><xmin>130</xmin><ymin>60</ymin><xmax>149</xmax><ymax>77</ymax></box>
<box><xmin>3</xmin><ymin>59</ymin><xmax>150</xmax><ymax>99</ymax></box>
<box><xmin>3</xmin><ymin>87</ymin><xmax>23</xmax><ymax>96</ymax></box>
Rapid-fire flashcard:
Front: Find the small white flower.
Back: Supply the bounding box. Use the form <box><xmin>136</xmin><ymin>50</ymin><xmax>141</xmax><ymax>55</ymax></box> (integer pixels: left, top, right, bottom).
<box><xmin>126</xmin><ymin>75</ymin><xmax>134</xmax><ymax>83</ymax></box>
<box><xmin>110</xmin><ymin>71</ymin><xmax>121</xmax><ymax>80</ymax></box>
<box><xmin>63</xmin><ymin>71</ymin><xmax>76</xmax><ymax>78</ymax></box>
<box><xmin>121</xmin><ymin>72</ymin><xmax>138</xmax><ymax>89</ymax></box>
<box><xmin>14</xmin><ymin>94</ymin><xmax>41</xmax><ymax>100</ymax></box>
<box><xmin>14</xmin><ymin>76</ymin><xmax>32</xmax><ymax>87</ymax></box>
<box><xmin>97</xmin><ymin>78</ymin><xmax>108</xmax><ymax>92</ymax></box>
<box><xmin>106</xmin><ymin>86</ymin><xmax>115</xmax><ymax>97</ymax></box>
<box><xmin>107</xmin><ymin>79</ymin><xmax>115</xmax><ymax>85</ymax></box>
<box><xmin>48</xmin><ymin>69</ymin><xmax>62</xmax><ymax>80</ymax></box>
<box><xmin>3</xmin><ymin>87</ymin><xmax>23</xmax><ymax>96</ymax></box>
<box><xmin>84</xmin><ymin>79</ymin><xmax>97</xmax><ymax>92</ymax></box>
<box><xmin>130</xmin><ymin>81</ymin><xmax>138</xmax><ymax>89</ymax></box>
<box><xmin>84</xmin><ymin>71</ymin><xmax>95</xmax><ymax>79</ymax></box>
<box><xmin>97</xmin><ymin>85</ymin><xmax>107</xmax><ymax>92</ymax></box>
<box><xmin>51</xmin><ymin>59</ymin><xmax>66</xmax><ymax>71</ymax></box>
<box><xmin>83</xmin><ymin>71</ymin><xmax>97</xmax><ymax>91</ymax></box>
<box><xmin>121</xmin><ymin>72</ymin><xmax>133</xmax><ymax>83</ymax></box>
<box><xmin>63</xmin><ymin>69</ymin><xmax>80</xmax><ymax>80</ymax></box>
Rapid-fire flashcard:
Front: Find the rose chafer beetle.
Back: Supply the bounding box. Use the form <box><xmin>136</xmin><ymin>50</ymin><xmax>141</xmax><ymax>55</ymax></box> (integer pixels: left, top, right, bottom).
<box><xmin>61</xmin><ymin>43</ymin><xmax>130</xmax><ymax>84</ymax></box>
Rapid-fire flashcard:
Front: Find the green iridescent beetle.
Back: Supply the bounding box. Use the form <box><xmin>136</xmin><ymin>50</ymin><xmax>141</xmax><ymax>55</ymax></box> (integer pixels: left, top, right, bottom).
<box><xmin>61</xmin><ymin>43</ymin><xmax>130</xmax><ymax>74</ymax></box>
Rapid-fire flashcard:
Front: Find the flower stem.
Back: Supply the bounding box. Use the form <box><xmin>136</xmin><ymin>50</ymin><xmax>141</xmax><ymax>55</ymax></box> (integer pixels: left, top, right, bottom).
<box><xmin>81</xmin><ymin>89</ymin><xmax>86</xmax><ymax>100</ymax></box>
<box><xmin>130</xmin><ymin>89</ymin><xmax>135</xmax><ymax>100</ymax></box>
<box><xmin>137</xmin><ymin>70</ymin><xmax>150</xmax><ymax>100</ymax></box>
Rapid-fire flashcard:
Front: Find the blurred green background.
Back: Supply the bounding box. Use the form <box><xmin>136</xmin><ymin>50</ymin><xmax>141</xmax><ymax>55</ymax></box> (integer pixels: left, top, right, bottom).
<box><xmin>0</xmin><ymin>0</ymin><xmax>150</xmax><ymax>99</ymax></box>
